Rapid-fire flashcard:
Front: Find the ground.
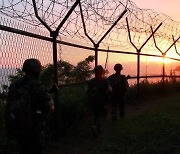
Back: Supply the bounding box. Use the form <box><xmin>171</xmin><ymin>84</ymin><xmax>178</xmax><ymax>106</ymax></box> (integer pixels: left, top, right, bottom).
<box><xmin>43</xmin><ymin>96</ymin><xmax>163</xmax><ymax>154</ymax></box>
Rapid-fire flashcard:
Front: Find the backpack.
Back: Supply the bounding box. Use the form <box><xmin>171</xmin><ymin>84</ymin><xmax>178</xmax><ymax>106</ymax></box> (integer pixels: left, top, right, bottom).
<box><xmin>87</xmin><ymin>79</ymin><xmax>108</xmax><ymax>103</ymax></box>
<box><xmin>5</xmin><ymin>82</ymin><xmax>32</xmax><ymax>137</ymax></box>
<box><xmin>109</xmin><ymin>74</ymin><xmax>128</xmax><ymax>96</ymax></box>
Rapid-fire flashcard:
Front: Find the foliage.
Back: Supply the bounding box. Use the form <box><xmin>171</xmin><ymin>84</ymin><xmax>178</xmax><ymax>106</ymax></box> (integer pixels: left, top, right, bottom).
<box><xmin>0</xmin><ymin>100</ymin><xmax>19</xmax><ymax>154</ymax></box>
<box><xmin>2</xmin><ymin>59</ymin><xmax>180</xmax><ymax>153</ymax></box>
<box><xmin>57</xmin><ymin>84</ymin><xmax>87</xmax><ymax>134</ymax></box>
<box><xmin>72</xmin><ymin>55</ymin><xmax>94</xmax><ymax>82</ymax></box>
<box><xmin>0</xmin><ymin>100</ymin><xmax>5</xmax><ymax>153</ymax></box>
<box><xmin>39</xmin><ymin>63</ymin><xmax>54</xmax><ymax>87</ymax></box>
<box><xmin>1</xmin><ymin>55</ymin><xmax>94</xmax><ymax>89</ymax></box>
<box><xmin>0</xmin><ymin>69</ymin><xmax>24</xmax><ymax>93</ymax></box>
<box><xmin>1</xmin><ymin>77</ymin><xmax>180</xmax><ymax>153</ymax></box>
<box><xmin>8</xmin><ymin>68</ymin><xmax>25</xmax><ymax>84</ymax></box>
<box><xmin>91</xmin><ymin>94</ymin><xmax>180</xmax><ymax>154</ymax></box>
<box><xmin>126</xmin><ymin>79</ymin><xmax>180</xmax><ymax>103</ymax></box>
<box><xmin>40</xmin><ymin>55</ymin><xmax>95</xmax><ymax>87</ymax></box>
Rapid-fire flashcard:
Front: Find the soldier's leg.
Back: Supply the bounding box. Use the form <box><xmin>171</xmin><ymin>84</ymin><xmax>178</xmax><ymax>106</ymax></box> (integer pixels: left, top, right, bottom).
<box><xmin>111</xmin><ymin>99</ymin><xmax>118</xmax><ymax>122</ymax></box>
<box><xmin>96</xmin><ymin>105</ymin><xmax>107</xmax><ymax>132</ymax></box>
<box><xmin>119</xmin><ymin>97</ymin><xmax>125</xmax><ymax>118</ymax></box>
<box><xmin>19</xmin><ymin>138</ymin><xmax>28</xmax><ymax>154</ymax></box>
<box><xmin>90</xmin><ymin>104</ymin><xmax>99</xmax><ymax>137</ymax></box>
<box><xmin>25</xmin><ymin>126</ymin><xmax>42</xmax><ymax>154</ymax></box>
<box><xmin>18</xmin><ymin>133</ymin><xmax>31</xmax><ymax>154</ymax></box>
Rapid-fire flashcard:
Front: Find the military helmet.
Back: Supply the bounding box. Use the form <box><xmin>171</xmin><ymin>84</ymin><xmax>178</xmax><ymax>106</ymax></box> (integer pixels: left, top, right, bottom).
<box><xmin>114</xmin><ymin>63</ymin><xmax>123</xmax><ymax>71</ymax></box>
<box><xmin>94</xmin><ymin>65</ymin><xmax>104</xmax><ymax>73</ymax></box>
<box><xmin>22</xmin><ymin>58</ymin><xmax>42</xmax><ymax>74</ymax></box>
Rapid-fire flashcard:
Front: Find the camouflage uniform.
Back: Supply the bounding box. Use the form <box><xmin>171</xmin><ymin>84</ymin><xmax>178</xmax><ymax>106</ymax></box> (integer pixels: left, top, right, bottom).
<box><xmin>108</xmin><ymin>64</ymin><xmax>128</xmax><ymax>122</ymax></box>
<box><xmin>6</xmin><ymin>59</ymin><xmax>53</xmax><ymax>154</ymax></box>
<box><xmin>86</xmin><ymin>65</ymin><xmax>111</xmax><ymax>136</ymax></box>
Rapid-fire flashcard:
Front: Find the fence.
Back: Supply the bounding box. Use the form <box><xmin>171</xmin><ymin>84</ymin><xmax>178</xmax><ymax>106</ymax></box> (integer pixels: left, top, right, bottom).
<box><xmin>0</xmin><ymin>0</ymin><xmax>180</xmax><ymax>93</ymax></box>
<box><xmin>0</xmin><ymin>0</ymin><xmax>180</xmax><ymax>137</ymax></box>
<box><xmin>0</xmin><ymin>17</ymin><xmax>180</xmax><ymax>93</ymax></box>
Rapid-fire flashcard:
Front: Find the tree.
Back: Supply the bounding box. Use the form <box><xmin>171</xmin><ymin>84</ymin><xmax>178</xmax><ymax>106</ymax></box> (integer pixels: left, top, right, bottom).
<box><xmin>40</xmin><ymin>55</ymin><xmax>95</xmax><ymax>86</ymax></box>
<box><xmin>5</xmin><ymin>55</ymin><xmax>95</xmax><ymax>89</ymax></box>
<box><xmin>72</xmin><ymin>55</ymin><xmax>94</xmax><ymax>82</ymax></box>
<box><xmin>40</xmin><ymin>60</ymin><xmax>74</xmax><ymax>86</ymax></box>
<box><xmin>8</xmin><ymin>68</ymin><xmax>25</xmax><ymax>84</ymax></box>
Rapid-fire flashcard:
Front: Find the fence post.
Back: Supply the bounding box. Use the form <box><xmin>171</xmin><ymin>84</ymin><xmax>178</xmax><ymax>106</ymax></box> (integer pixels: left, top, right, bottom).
<box><xmin>137</xmin><ymin>50</ymin><xmax>140</xmax><ymax>100</ymax></box>
<box><xmin>51</xmin><ymin>31</ymin><xmax>59</xmax><ymax>137</ymax></box>
<box><xmin>126</xmin><ymin>18</ymin><xmax>162</xmax><ymax>104</ymax></box>
<box><xmin>79</xmin><ymin>2</ymin><xmax>127</xmax><ymax>67</ymax></box>
<box><xmin>162</xmin><ymin>53</ymin><xmax>165</xmax><ymax>90</ymax></box>
<box><xmin>151</xmin><ymin>28</ymin><xmax>180</xmax><ymax>92</ymax></box>
<box><xmin>32</xmin><ymin>0</ymin><xmax>79</xmax><ymax>139</ymax></box>
<box><xmin>94</xmin><ymin>44</ymin><xmax>99</xmax><ymax>66</ymax></box>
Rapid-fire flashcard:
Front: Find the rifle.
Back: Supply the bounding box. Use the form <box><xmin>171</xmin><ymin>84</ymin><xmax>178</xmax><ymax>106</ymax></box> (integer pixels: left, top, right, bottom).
<box><xmin>126</xmin><ymin>75</ymin><xmax>131</xmax><ymax>80</ymax></box>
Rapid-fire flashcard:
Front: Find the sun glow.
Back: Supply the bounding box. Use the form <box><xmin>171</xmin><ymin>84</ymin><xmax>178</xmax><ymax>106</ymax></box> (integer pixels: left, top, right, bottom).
<box><xmin>148</xmin><ymin>57</ymin><xmax>171</xmax><ymax>64</ymax></box>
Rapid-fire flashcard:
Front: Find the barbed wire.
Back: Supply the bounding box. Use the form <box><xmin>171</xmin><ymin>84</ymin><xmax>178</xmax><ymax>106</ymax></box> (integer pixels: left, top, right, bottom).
<box><xmin>0</xmin><ymin>0</ymin><xmax>180</xmax><ymax>54</ymax></box>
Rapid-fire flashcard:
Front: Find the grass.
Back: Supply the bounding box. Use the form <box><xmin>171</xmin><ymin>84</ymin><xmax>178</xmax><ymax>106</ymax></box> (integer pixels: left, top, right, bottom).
<box><xmin>91</xmin><ymin>94</ymin><xmax>180</xmax><ymax>154</ymax></box>
<box><xmin>0</xmin><ymin>100</ymin><xmax>6</xmax><ymax>154</ymax></box>
<box><xmin>1</xmin><ymin>80</ymin><xmax>180</xmax><ymax>153</ymax></box>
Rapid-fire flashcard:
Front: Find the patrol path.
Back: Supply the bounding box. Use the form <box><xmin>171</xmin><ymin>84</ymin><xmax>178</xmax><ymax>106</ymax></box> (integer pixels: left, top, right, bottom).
<box><xmin>44</xmin><ymin>95</ymin><xmax>168</xmax><ymax>154</ymax></box>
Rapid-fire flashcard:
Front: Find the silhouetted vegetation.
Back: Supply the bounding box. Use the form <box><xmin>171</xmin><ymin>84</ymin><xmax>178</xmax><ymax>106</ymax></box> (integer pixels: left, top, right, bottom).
<box><xmin>1</xmin><ymin>56</ymin><xmax>180</xmax><ymax>153</ymax></box>
<box><xmin>91</xmin><ymin>94</ymin><xmax>180</xmax><ymax>154</ymax></box>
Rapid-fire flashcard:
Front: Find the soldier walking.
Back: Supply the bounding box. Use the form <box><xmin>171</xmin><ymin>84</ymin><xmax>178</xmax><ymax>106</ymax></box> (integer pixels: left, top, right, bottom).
<box><xmin>5</xmin><ymin>58</ymin><xmax>54</xmax><ymax>154</ymax></box>
<box><xmin>108</xmin><ymin>64</ymin><xmax>129</xmax><ymax>122</ymax></box>
<box><xmin>86</xmin><ymin>65</ymin><xmax>112</xmax><ymax>137</ymax></box>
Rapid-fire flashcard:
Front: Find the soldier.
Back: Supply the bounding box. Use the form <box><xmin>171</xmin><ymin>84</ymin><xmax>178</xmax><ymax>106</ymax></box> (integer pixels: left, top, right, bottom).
<box><xmin>108</xmin><ymin>63</ymin><xmax>129</xmax><ymax>122</ymax></box>
<box><xmin>5</xmin><ymin>58</ymin><xmax>54</xmax><ymax>154</ymax></box>
<box><xmin>86</xmin><ymin>65</ymin><xmax>112</xmax><ymax>137</ymax></box>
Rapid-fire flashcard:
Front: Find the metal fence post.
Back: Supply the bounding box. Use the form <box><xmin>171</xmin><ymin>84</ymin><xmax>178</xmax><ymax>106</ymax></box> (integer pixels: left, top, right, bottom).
<box><xmin>137</xmin><ymin>50</ymin><xmax>140</xmax><ymax>100</ymax></box>
<box><xmin>94</xmin><ymin>44</ymin><xmax>99</xmax><ymax>66</ymax></box>
<box><xmin>151</xmin><ymin>28</ymin><xmax>180</xmax><ymax>92</ymax></box>
<box><xmin>79</xmin><ymin>2</ymin><xmax>127</xmax><ymax>68</ymax></box>
<box><xmin>32</xmin><ymin>0</ymin><xmax>80</xmax><ymax>139</ymax></box>
<box><xmin>51</xmin><ymin>31</ymin><xmax>59</xmax><ymax>137</ymax></box>
<box><xmin>126</xmin><ymin>17</ymin><xmax>162</xmax><ymax>103</ymax></box>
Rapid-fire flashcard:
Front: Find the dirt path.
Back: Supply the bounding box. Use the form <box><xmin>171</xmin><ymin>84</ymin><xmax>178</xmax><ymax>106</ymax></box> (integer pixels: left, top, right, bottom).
<box><xmin>43</xmin><ymin>96</ymin><xmax>163</xmax><ymax>154</ymax></box>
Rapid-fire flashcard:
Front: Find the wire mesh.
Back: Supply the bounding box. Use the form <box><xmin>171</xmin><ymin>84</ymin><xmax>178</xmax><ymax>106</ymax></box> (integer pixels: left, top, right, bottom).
<box><xmin>0</xmin><ymin>17</ymin><xmax>95</xmax><ymax>92</ymax></box>
<box><xmin>0</xmin><ymin>19</ymin><xmax>53</xmax><ymax>92</ymax></box>
<box><xmin>0</xmin><ymin>0</ymin><xmax>180</xmax><ymax>52</ymax></box>
<box><xmin>0</xmin><ymin>0</ymin><xmax>180</xmax><ymax>93</ymax></box>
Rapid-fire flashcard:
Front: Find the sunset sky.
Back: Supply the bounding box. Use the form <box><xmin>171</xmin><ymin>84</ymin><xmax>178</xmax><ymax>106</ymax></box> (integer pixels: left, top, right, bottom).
<box><xmin>104</xmin><ymin>0</ymin><xmax>180</xmax><ymax>77</ymax></box>
<box><xmin>133</xmin><ymin>0</ymin><xmax>180</xmax><ymax>22</ymax></box>
<box><xmin>1</xmin><ymin>0</ymin><xmax>180</xmax><ymax>85</ymax></box>
<box><xmin>50</xmin><ymin>0</ymin><xmax>180</xmax><ymax>78</ymax></box>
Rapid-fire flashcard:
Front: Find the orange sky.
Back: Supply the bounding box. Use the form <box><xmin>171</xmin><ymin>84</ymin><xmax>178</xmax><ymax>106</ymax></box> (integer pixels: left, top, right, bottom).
<box><xmin>1</xmin><ymin>0</ymin><xmax>180</xmax><ymax>82</ymax></box>
<box><xmin>133</xmin><ymin>0</ymin><xmax>180</xmax><ymax>22</ymax></box>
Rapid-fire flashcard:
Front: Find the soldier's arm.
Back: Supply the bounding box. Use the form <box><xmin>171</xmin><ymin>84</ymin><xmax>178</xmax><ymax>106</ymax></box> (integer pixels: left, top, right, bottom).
<box><xmin>125</xmin><ymin>75</ymin><xmax>130</xmax><ymax>89</ymax></box>
<box><xmin>49</xmin><ymin>98</ymin><xmax>54</xmax><ymax>113</ymax></box>
<box><xmin>123</xmin><ymin>76</ymin><xmax>129</xmax><ymax>93</ymax></box>
<box><xmin>37</xmin><ymin>83</ymin><xmax>54</xmax><ymax>113</ymax></box>
<box><xmin>106</xmin><ymin>79</ymin><xmax>112</xmax><ymax>93</ymax></box>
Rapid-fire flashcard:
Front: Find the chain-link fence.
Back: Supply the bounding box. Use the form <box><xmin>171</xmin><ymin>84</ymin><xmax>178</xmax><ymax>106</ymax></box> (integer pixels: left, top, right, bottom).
<box><xmin>0</xmin><ymin>0</ymin><xmax>180</xmax><ymax>97</ymax></box>
<box><xmin>0</xmin><ymin>16</ymin><xmax>180</xmax><ymax>93</ymax></box>
<box><xmin>0</xmin><ymin>17</ymin><xmax>95</xmax><ymax>92</ymax></box>
<box><xmin>0</xmin><ymin>1</ymin><xmax>180</xmax><ymax>144</ymax></box>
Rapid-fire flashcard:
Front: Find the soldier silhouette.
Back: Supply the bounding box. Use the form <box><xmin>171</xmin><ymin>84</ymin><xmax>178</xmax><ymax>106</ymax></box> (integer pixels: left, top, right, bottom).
<box><xmin>86</xmin><ymin>65</ymin><xmax>112</xmax><ymax>137</ymax></box>
<box><xmin>5</xmin><ymin>58</ymin><xmax>54</xmax><ymax>154</ymax></box>
<box><xmin>108</xmin><ymin>64</ymin><xmax>129</xmax><ymax>122</ymax></box>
